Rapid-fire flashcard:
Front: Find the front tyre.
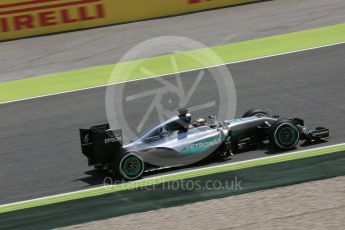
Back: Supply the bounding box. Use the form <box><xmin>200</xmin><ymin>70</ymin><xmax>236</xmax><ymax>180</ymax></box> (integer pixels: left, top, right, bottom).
<box><xmin>269</xmin><ymin>119</ymin><xmax>300</xmax><ymax>150</ymax></box>
<box><xmin>119</xmin><ymin>153</ymin><xmax>144</xmax><ymax>180</ymax></box>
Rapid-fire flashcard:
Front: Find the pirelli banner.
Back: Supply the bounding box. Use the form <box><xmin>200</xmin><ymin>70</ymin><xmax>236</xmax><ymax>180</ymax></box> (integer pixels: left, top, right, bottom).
<box><xmin>0</xmin><ymin>0</ymin><xmax>258</xmax><ymax>41</ymax></box>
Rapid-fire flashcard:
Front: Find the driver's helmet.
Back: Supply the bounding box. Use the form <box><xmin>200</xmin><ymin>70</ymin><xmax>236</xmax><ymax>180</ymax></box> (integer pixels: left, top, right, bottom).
<box><xmin>195</xmin><ymin>118</ymin><xmax>207</xmax><ymax>127</ymax></box>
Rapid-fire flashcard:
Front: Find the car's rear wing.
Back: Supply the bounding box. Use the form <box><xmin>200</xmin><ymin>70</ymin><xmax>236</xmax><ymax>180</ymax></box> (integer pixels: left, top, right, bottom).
<box><xmin>79</xmin><ymin>124</ymin><xmax>123</xmax><ymax>166</ymax></box>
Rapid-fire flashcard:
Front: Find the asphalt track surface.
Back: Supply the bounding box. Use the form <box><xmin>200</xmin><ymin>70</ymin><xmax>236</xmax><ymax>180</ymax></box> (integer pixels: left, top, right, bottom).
<box><xmin>1</xmin><ymin>0</ymin><xmax>345</xmax><ymax>82</ymax></box>
<box><xmin>0</xmin><ymin>43</ymin><xmax>345</xmax><ymax>205</ymax></box>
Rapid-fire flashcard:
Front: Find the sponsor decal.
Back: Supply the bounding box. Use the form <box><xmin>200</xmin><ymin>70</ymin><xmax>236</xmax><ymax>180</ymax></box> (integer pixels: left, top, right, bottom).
<box><xmin>159</xmin><ymin>126</ymin><xmax>170</xmax><ymax>137</ymax></box>
<box><xmin>181</xmin><ymin>136</ymin><xmax>222</xmax><ymax>155</ymax></box>
<box><xmin>83</xmin><ymin>133</ymin><xmax>91</xmax><ymax>144</ymax></box>
<box><xmin>104</xmin><ymin>135</ymin><xmax>122</xmax><ymax>144</ymax></box>
<box><xmin>312</xmin><ymin>130</ymin><xmax>329</xmax><ymax>136</ymax></box>
<box><xmin>0</xmin><ymin>0</ymin><xmax>105</xmax><ymax>33</ymax></box>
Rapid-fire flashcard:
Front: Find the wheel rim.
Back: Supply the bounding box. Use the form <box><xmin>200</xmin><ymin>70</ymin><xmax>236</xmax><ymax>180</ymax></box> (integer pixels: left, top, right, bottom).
<box><xmin>120</xmin><ymin>154</ymin><xmax>144</xmax><ymax>179</ymax></box>
<box><xmin>278</xmin><ymin>127</ymin><xmax>296</xmax><ymax>145</ymax></box>
<box><xmin>274</xmin><ymin>124</ymin><xmax>299</xmax><ymax>149</ymax></box>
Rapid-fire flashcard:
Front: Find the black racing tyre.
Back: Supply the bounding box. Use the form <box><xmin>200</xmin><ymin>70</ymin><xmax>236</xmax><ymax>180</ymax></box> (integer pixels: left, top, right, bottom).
<box><xmin>242</xmin><ymin>109</ymin><xmax>267</xmax><ymax>118</ymax></box>
<box><xmin>119</xmin><ymin>152</ymin><xmax>144</xmax><ymax>180</ymax></box>
<box><xmin>268</xmin><ymin>119</ymin><xmax>300</xmax><ymax>150</ymax></box>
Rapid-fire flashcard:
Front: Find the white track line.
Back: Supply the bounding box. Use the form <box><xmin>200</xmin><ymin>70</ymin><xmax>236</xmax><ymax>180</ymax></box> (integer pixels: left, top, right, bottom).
<box><xmin>1</xmin><ymin>142</ymin><xmax>344</xmax><ymax>208</ymax></box>
<box><xmin>1</xmin><ymin>40</ymin><xmax>345</xmax><ymax>106</ymax></box>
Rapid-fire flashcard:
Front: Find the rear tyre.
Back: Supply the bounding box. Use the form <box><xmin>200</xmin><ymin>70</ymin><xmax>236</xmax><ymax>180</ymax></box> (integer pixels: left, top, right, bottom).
<box><xmin>242</xmin><ymin>109</ymin><xmax>267</xmax><ymax>118</ymax></box>
<box><xmin>119</xmin><ymin>152</ymin><xmax>144</xmax><ymax>180</ymax></box>
<box><xmin>269</xmin><ymin>119</ymin><xmax>300</xmax><ymax>150</ymax></box>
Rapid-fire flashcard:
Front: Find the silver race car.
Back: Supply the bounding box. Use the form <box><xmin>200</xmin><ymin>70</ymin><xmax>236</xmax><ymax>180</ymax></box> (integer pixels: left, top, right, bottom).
<box><xmin>80</xmin><ymin>108</ymin><xmax>329</xmax><ymax>179</ymax></box>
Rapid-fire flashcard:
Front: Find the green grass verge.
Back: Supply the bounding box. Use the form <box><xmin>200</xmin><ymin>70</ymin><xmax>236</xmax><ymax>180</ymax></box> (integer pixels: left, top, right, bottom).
<box><xmin>1</xmin><ymin>23</ymin><xmax>345</xmax><ymax>103</ymax></box>
<box><xmin>1</xmin><ymin>144</ymin><xmax>344</xmax><ymax>213</ymax></box>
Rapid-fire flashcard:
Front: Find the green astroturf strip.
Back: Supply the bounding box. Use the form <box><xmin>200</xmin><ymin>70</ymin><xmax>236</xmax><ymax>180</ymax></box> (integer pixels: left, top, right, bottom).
<box><xmin>0</xmin><ymin>23</ymin><xmax>345</xmax><ymax>103</ymax></box>
<box><xmin>1</xmin><ymin>144</ymin><xmax>344</xmax><ymax>213</ymax></box>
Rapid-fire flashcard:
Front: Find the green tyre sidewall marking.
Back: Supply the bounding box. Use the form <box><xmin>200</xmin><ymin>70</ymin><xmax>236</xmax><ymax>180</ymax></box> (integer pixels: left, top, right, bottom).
<box><xmin>120</xmin><ymin>153</ymin><xmax>144</xmax><ymax>180</ymax></box>
<box><xmin>274</xmin><ymin>123</ymin><xmax>299</xmax><ymax>149</ymax></box>
<box><xmin>123</xmin><ymin>157</ymin><xmax>141</xmax><ymax>176</ymax></box>
<box><xmin>278</xmin><ymin>126</ymin><xmax>297</xmax><ymax>146</ymax></box>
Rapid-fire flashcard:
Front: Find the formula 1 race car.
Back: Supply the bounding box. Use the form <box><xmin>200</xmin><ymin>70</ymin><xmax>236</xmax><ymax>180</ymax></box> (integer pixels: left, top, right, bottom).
<box><xmin>79</xmin><ymin>108</ymin><xmax>329</xmax><ymax>180</ymax></box>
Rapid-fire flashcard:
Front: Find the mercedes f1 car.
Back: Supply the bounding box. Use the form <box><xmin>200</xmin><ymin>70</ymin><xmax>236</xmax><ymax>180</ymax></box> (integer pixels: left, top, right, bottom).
<box><xmin>79</xmin><ymin>109</ymin><xmax>329</xmax><ymax>180</ymax></box>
